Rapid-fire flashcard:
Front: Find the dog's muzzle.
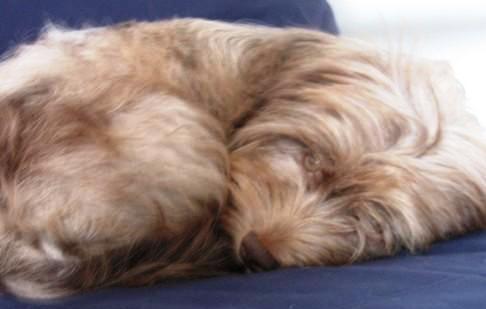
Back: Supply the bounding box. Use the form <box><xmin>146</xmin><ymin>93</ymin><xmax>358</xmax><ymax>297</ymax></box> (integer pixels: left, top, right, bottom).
<box><xmin>240</xmin><ymin>231</ymin><xmax>280</xmax><ymax>271</ymax></box>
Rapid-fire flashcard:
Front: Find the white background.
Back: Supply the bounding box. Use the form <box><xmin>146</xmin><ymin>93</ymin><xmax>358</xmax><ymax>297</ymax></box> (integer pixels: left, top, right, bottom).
<box><xmin>327</xmin><ymin>0</ymin><xmax>486</xmax><ymax>124</ymax></box>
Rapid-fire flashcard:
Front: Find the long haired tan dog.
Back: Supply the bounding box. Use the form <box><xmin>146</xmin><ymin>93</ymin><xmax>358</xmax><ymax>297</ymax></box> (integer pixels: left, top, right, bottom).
<box><xmin>0</xmin><ymin>19</ymin><xmax>485</xmax><ymax>299</ymax></box>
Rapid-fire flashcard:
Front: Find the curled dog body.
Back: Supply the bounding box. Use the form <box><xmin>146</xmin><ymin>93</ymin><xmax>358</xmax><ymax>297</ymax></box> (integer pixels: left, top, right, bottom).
<box><xmin>0</xmin><ymin>19</ymin><xmax>485</xmax><ymax>299</ymax></box>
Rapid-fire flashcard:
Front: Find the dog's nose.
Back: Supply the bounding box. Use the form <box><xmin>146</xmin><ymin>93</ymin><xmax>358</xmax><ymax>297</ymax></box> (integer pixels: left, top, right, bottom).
<box><xmin>240</xmin><ymin>231</ymin><xmax>280</xmax><ymax>271</ymax></box>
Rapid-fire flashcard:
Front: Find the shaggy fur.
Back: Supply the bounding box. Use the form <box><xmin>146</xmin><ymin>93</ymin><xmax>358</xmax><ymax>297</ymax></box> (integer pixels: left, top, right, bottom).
<box><xmin>224</xmin><ymin>34</ymin><xmax>486</xmax><ymax>269</ymax></box>
<box><xmin>0</xmin><ymin>18</ymin><xmax>485</xmax><ymax>299</ymax></box>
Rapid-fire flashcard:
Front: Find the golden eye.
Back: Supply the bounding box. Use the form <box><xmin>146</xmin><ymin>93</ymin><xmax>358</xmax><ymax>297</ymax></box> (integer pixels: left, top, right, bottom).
<box><xmin>303</xmin><ymin>152</ymin><xmax>322</xmax><ymax>172</ymax></box>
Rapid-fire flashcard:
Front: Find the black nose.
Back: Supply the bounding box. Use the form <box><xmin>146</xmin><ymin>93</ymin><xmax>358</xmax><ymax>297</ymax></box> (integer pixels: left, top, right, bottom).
<box><xmin>240</xmin><ymin>231</ymin><xmax>280</xmax><ymax>271</ymax></box>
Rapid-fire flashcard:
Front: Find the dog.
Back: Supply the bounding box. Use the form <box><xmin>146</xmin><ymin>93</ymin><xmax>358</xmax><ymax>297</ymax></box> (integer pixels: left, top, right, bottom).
<box><xmin>0</xmin><ymin>18</ymin><xmax>485</xmax><ymax>299</ymax></box>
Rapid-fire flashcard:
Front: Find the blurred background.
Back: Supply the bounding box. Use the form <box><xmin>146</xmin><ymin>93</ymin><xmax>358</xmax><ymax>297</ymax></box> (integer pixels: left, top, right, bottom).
<box><xmin>328</xmin><ymin>0</ymin><xmax>486</xmax><ymax>124</ymax></box>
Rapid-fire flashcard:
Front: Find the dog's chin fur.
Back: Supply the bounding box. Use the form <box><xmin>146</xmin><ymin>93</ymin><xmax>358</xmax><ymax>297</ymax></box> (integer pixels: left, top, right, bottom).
<box><xmin>0</xmin><ymin>18</ymin><xmax>486</xmax><ymax>299</ymax></box>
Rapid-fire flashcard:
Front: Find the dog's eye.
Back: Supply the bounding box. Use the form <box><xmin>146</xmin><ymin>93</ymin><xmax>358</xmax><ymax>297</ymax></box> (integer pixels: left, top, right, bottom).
<box><xmin>302</xmin><ymin>151</ymin><xmax>335</xmax><ymax>189</ymax></box>
<box><xmin>303</xmin><ymin>152</ymin><xmax>322</xmax><ymax>172</ymax></box>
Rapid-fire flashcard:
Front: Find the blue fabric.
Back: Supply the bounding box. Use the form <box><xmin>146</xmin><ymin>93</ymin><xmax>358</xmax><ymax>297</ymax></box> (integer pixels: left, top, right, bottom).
<box><xmin>2</xmin><ymin>232</ymin><xmax>486</xmax><ymax>308</ymax></box>
<box><xmin>4</xmin><ymin>1</ymin><xmax>485</xmax><ymax>309</ymax></box>
<box><xmin>0</xmin><ymin>0</ymin><xmax>338</xmax><ymax>55</ymax></box>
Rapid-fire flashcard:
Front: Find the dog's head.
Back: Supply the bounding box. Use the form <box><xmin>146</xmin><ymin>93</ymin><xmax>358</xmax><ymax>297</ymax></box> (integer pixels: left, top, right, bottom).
<box><xmin>224</xmin><ymin>39</ymin><xmax>484</xmax><ymax>270</ymax></box>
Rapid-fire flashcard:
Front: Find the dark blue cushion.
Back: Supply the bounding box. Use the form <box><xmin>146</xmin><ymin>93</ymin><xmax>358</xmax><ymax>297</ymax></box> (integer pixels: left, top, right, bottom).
<box><xmin>0</xmin><ymin>0</ymin><xmax>338</xmax><ymax>55</ymax></box>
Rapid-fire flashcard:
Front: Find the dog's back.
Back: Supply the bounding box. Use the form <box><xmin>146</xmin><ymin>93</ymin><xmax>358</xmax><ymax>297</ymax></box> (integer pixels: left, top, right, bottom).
<box><xmin>0</xmin><ymin>19</ymin><xmax>239</xmax><ymax>298</ymax></box>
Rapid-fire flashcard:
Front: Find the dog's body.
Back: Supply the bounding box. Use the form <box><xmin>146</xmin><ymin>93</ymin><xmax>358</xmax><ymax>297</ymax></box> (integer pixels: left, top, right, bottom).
<box><xmin>1</xmin><ymin>19</ymin><xmax>485</xmax><ymax>299</ymax></box>
<box><xmin>0</xmin><ymin>19</ymin><xmax>248</xmax><ymax>298</ymax></box>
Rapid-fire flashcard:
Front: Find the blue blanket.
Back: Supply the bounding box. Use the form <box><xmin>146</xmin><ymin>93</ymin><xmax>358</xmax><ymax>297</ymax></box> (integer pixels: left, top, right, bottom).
<box><xmin>2</xmin><ymin>1</ymin><xmax>485</xmax><ymax>308</ymax></box>
<box><xmin>0</xmin><ymin>0</ymin><xmax>337</xmax><ymax>55</ymax></box>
